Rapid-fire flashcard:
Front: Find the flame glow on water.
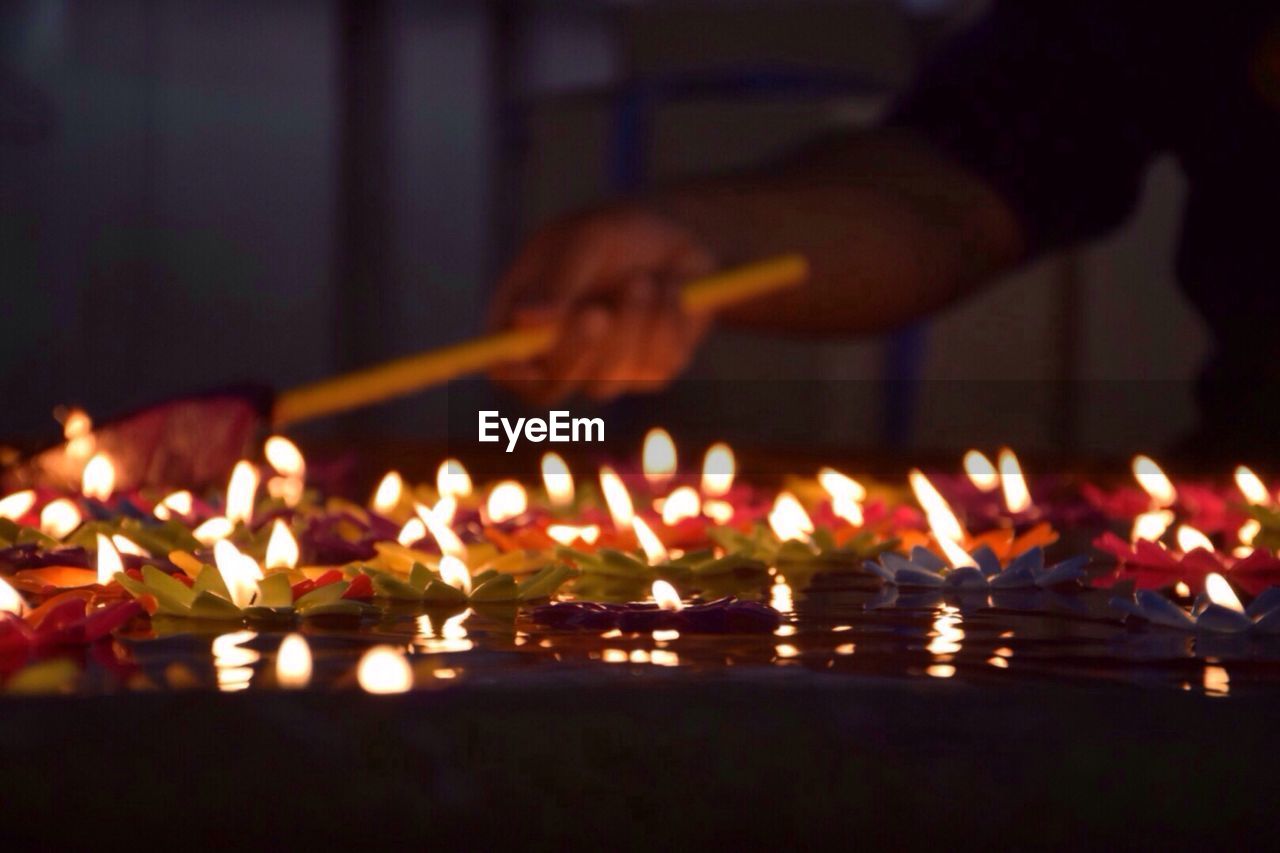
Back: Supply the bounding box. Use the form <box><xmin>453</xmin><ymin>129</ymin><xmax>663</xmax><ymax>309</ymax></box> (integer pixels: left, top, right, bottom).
<box><xmin>416</xmin><ymin>609</ymin><xmax>473</xmax><ymax>653</ymax></box>
<box><xmin>770</xmin><ymin>578</ymin><xmax>794</xmax><ymax>612</ymax></box>
<box><xmin>358</xmin><ymin>646</ymin><xmax>413</xmax><ymax>694</ymax></box>
<box><xmin>1132</xmin><ymin>455</ymin><xmax>1176</xmax><ymax>508</ymax></box>
<box><xmin>701</xmin><ymin>443</ymin><xmax>735</xmax><ymax>497</ymax></box>
<box><xmin>927</xmin><ymin>606</ymin><xmax>965</xmax><ymax>657</ymax></box>
<box><xmin>213</xmin><ymin>630</ymin><xmax>259</xmax><ymax>692</ymax></box>
<box><xmin>275</xmin><ymin>633</ymin><xmax>312</xmax><ymax>689</ymax></box>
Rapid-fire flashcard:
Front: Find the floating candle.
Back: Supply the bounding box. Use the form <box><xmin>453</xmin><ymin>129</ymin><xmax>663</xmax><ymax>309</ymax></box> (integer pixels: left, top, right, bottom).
<box><xmin>437</xmin><ymin>458</ymin><xmax>472</xmax><ymax>499</ymax></box>
<box><xmin>963</xmin><ymin>450</ymin><xmax>999</xmax><ymax>492</ymax></box>
<box><xmin>1132</xmin><ymin>454</ymin><xmax>1176</xmax><ymax>509</ymax></box>
<box><xmin>40</xmin><ymin>498</ymin><xmax>82</xmax><ymax>539</ymax></box>
<box><xmin>1234</xmin><ymin>465</ymin><xmax>1270</xmax><ymax>506</ymax></box>
<box><xmin>485</xmin><ymin>480</ymin><xmax>527</xmax><ymax>524</ymax></box>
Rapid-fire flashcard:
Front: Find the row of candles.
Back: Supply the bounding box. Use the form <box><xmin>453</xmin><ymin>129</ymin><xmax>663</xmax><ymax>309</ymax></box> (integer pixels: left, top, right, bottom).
<box><xmin>3</xmin><ymin>406</ymin><xmax>1280</xmax><ymax>659</ymax></box>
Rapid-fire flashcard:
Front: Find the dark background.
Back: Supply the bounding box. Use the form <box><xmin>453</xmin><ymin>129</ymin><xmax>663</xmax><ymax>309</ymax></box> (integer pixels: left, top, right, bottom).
<box><xmin>0</xmin><ymin>1</ymin><xmax>1206</xmax><ymax>457</ymax></box>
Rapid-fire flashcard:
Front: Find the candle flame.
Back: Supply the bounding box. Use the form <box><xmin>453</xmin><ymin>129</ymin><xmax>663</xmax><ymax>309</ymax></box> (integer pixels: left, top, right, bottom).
<box><xmin>265</xmin><ymin>519</ymin><xmax>300</xmax><ymax>569</ymax></box>
<box><xmin>963</xmin><ymin>450</ymin><xmax>999</xmax><ymax>492</ymax></box>
<box><xmin>437</xmin><ymin>458</ymin><xmax>472</xmax><ymax>499</ymax></box>
<box><xmin>153</xmin><ymin>490</ymin><xmax>193</xmax><ymax>520</ymax></box>
<box><xmin>225</xmin><ymin>460</ymin><xmax>259</xmax><ymax>526</ymax></box>
<box><xmin>264</xmin><ymin>435</ymin><xmax>305</xmax><ymax>477</ymax></box>
<box><xmin>0</xmin><ymin>576</ymin><xmax>27</xmax><ymax>616</ymax></box>
<box><xmin>1174</xmin><ymin>580</ymin><xmax>1191</xmax><ymax>598</ymax></box>
<box><xmin>546</xmin><ymin>524</ymin><xmax>601</xmax><ymax>546</ymax></box>
<box><xmin>485</xmin><ymin>480</ymin><xmax>528</xmax><ymax>524</ymax></box>
<box><xmin>1176</xmin><ymin>524</ymin><xmax>1214</xmax><ymax>554</ymax></box>
<box><xmin>1234</xmin><ymin>465</ymin><xmax>1270</xmax><ymax>506</ymax></box>
<box><xmin>651</xmin><ymin>579</ymin><xmax>683</xmax><ymax>612</ymax></box>
<box><xmin>541</xmin><ymin>452</ymin><xmax>575</xmax><ymax>506</ymax></box>
<box><xmin>1205</xmin><ymin>572</ymin><xmax>1244</xmax><ymax>613</ymax></box>
<box><xmin>633</xmin><ymin>517</ymin><xmax>669</xmax><ymax>564</ymax></box>
<box><xmin>908</xmin><ymin>469</ymin><xmax>964</xmax><ymax>544</ymax></box>
<box><xmin>701</xmin><ymin>443</ymin><xmax>735</xmax><ymax>497</ymax></box>
<box><xmin>642</xmin><ymin>428</ymin><xmax>677</xmax><ymax>487</ymax></box>
<box><xmin>62</xmin><ymin>407</ymin><xmax>95</xmax><ymax>462</ymax></box>
<box><xmin>111</xmin><ymin>534</ymin><xmax>148</xmax><ymax>558</ymax></box>
<box><xmin>95</xmin><ymin>533</ymin><xmax>123</xmax><ymax>586</ymax></box>
<box><xmin>818</xmin><ymin>467</ymin><xmax>866</xmax><ymax>503</ymax></box>
<box><xmin>193</xmin><ymin>516</ymin><xmax>234</xmax><ymax>546</ymax></box>
<box><xmin>0</xmin><ymin>490</ymin><xmax>36</xmax><ymax>521</ymax></box>
<box><xmin>830</xmin><ymin>494</ymin><xmax>864</xmax><ymax>527</ymax></box>
<box><xmin>703</xmin><ymin>499</ymin><xmax>734</xmax><ymax>524</ymax></box>
<box><xmin>599</xmin><ymin>467</ymin><xmax>635</xmax><ymax>531</ymax></box>
<box><xmin>431</xmin><ymin>495</ymin><xmax>458</xmax><ymax>526</ymax></box>
<box><xmin>40</xmin><ymin>498</ymin><xmax>82</xmax><ymax>539</ymax></box>
<box><xmin>997</xmin><ymin>447</ymin><xmax>1032</xmax><ymax>513</ymax></box>
<box><xmin>768</xmin><ymin>492</ymin><xmax>814</xmax><ymax>543</ymax></box>
<box><xmin>372</xmin><ymin>471</ymin><xmax>404</xmax><ymax>514</ymax></box>
<box><xmin>1239</xmin><ymin>519</ymin><xmax>1261</xmax><ymax>547</ymax></box>
<box><xmin>81</xmin><ymin>452</ymin><xmax>116</xmax><ymax>501</ymax></box>
<box><xmin>438</xmin><ymin>554</ymin><xmax>472</xmax><ymax>595</ymax></box>
<box><xmin>275</xmin><ymin>633</ymin><xmax>312</xmax><ymax>689</ymax></box>
<box><xmin>397</xmin><ymin>517</ymin><xmax>427</xmax><ymax>546</ymax></box>
<box><xmin>414</xmin><ymin>503</ymin><xmax>468</xmax><ymax>560</ymax></box>
<box><xmin>1132</xmin><ymin>455</ymin><xmax>1176</xmax><ymax>508</ymax></box>
<box><xmin>661</xmin><ymin>486</ymin><xmax>702</xmax><ymax>526</ymax></box>
<box><xmin>213</xmin><ymin>540</ymin><xmax>264</xmax><ymax>608</ymax></box>
<box><xmin>1131</xmin><ymin>509</ymin><xmax>1174</xmax><ymax>543</ymax></box>
<box><xmin>358</xmin><ymin>645</ymin><xmax>413</xmax><ymax>694</ymax></box>
<box><xmin>936</xmin><ymin>533</ymin><xmax>976</xmax><ymax>570</ymax></box>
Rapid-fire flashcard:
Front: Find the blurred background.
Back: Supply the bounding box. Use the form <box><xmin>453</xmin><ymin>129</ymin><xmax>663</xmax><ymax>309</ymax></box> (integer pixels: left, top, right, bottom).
<box><xmin>0</xmin><ymin>0</ymin><xmax>1208</xmax><ymax>457</ymax></box>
